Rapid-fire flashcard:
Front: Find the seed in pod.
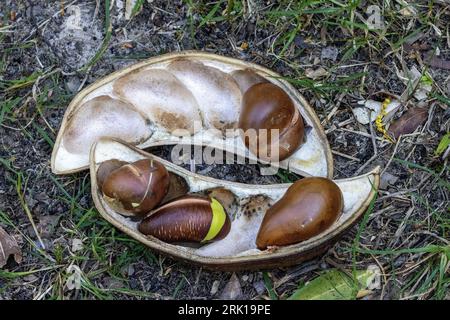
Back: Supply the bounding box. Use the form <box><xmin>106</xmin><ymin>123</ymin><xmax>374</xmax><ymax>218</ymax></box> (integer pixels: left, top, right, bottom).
<box><xmin>239</xmin><ymin>82</ymin><xmax>304</xmax><ymax>162</ymax></box>
<box><xmin>101</xmin><ymin>158</ymin><xmax>170</xmax><ymax>216</ymax></box>
<box><xmin>256</xmin><ymin>177</ymin><xmax>343</xmax><ymax>250</ymax></box>
<box><xmin>138</xmin><ymin>195</ymin><xmax>231</xmax><ymax>243</ymax></box>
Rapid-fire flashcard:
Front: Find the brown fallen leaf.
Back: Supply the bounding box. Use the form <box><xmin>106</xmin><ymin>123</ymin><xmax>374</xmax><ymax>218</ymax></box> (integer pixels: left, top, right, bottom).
<box><xmin>388</xmin><ymin>107</ymin><xmax>428</xmax><ymax>139</ymax></box>
<box><xmin>0</xmin><ymin>226</ymin><xmax>22</xmax><ymax>268</ymax></box>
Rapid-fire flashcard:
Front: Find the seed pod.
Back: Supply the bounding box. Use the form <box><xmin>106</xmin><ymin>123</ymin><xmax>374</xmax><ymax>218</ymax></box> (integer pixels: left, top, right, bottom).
<box><xmin>138</xmin><ymin>195</ymin><xmax>231</xmax><ymax>243</ymax></box>
<box><xmin>96</xmin><ymin>159</ymin><xmax>128</xmax><ymax>191</ymax></box>
<box><xmin>256</xmin><ymin>177</ymin><xmax>343</xmax><ymax>250</ymax></box>
<box><xmin>90</xmin><ymin>138</ymin><xmax>380</xmax><ymax>270</ymax></box>
<box><xmin>239</xmin><ymin>82</ymin><xmax>304</xmax><ymax>162</ymax></box>
<box><xmin>101</xmin><ymin>159</ymin><xmax>169</xmax><ymax>216</ymax></box>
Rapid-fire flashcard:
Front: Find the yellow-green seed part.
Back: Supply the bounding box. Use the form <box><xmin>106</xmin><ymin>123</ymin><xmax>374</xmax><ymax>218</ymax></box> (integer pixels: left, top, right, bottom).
<box><xmin>202</xmin><ymin>197</ymin><xmax>226</xmax><ymax>242</ymax></box>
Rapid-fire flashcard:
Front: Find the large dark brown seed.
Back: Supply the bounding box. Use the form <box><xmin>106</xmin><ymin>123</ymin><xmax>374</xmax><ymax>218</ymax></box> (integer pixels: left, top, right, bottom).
<box><xmin>256</xmin><ymin>177</ymin><xmax>343</xmax><ymax>250</ymax></box>
<box><xmin>239</xmin><ymin>82</ymin><xmax>304</xmax><ymax>161</ymax></box>
<box><xmin>138</xmin><ymin>195</ymin><xmax>231</xmax><ymax>243</ymax></box>
<box><xmin>101</xmin><ymin>158</ymin><xmax>169</xmax><ymax>215</ymax></box>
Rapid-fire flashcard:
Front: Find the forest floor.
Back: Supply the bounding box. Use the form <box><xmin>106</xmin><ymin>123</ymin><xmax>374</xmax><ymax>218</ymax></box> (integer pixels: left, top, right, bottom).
<box><xmin>0</xmin><ymin>0</ymin><xmax>449</xmax><ymax>300</ymax></box>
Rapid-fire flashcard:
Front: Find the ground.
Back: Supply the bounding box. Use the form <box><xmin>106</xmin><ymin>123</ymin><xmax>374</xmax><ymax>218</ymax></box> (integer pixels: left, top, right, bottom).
<box><xmin>0</xmin><ymin>0</ymin><xmax>449</xmax><ymax>300</ymax></box>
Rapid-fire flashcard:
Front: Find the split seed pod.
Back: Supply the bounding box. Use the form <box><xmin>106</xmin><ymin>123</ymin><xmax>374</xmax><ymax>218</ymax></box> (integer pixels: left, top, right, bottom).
<box><xmin>138</xmin><ymin>195</ymin><xmax>231</xmax><ymax>243</ymax></box>
<box><xmin>256</xmin><ymin>177</ymin><xmax>343</xmax><ymax>250</ymax></box>
<box><xmin>239</xmin><ymin>82</ymin><xmax>305</xmax><ymax>162</ymax></box>
<box><xmin>101</xmin><ymin>158</ymin><xmax>170</xmax><ymax>216</ymax></box>
<box><xmin>52</xmin><ymin>51</ymin><xmax>333</xmax><ymax>178</ymax></box>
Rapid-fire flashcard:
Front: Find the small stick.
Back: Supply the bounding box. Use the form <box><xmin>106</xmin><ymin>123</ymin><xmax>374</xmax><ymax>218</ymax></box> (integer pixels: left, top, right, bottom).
<box><xmin>338</xmin><ymin>128</ymin><xmax>386</xmax><ymax>142</ymax></box>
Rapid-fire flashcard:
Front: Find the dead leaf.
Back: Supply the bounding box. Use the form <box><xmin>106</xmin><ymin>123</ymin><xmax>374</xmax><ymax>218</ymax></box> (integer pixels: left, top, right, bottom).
<box><xmin>253</xmin><ymin>280</ymin><xmax>265</xmax><ymax>295</ymax></box>
<box><xmin>0</xmin><ymin>226</ymin><xmax>22</xmax><ymax>268</ymax></box>
<box><xmin>388</xmin><ymin>107</ymin><xmax>428</xmax><ymax>139</ymax></box>
<box><xmin>398</xmin><ymin>5</ymin><xmax>417</xmax><ymax>16</ymax></box>
<box><xmin>36</xmin><ymin>215</ymin><xmax>61</xmax><ymax>239</ymax></box>
<box><xmin>305</xmin><ymin>67</ymin><xmax>329</xmax><ymax>80</ymax></box>
<box><xmin>220</xmin><ymin>273</ymin><xmax>242</xmax><ymax>300</ymax></box>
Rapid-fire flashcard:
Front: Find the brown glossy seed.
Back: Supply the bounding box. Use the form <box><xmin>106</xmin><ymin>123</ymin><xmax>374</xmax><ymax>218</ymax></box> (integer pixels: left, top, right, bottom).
<box><xmin>256</xmin><ymin>177</ymin><xmax>343</xmax><ymax>250</ymax></box>
<box><xmin>101</xmin><ymin>159</ymin><xmax>169</xmax><ymax>216</ymax></box>
<box><xmin>138</xmin><ymin>195</ymin><xmax>231</xmax><ymax>243</ymax></box>
<box><xmin>231</xmin><ymin>68</ymin><xmax>268</xmax><ymax>93</ymax></box>
<box><xmin>239</xmin><ymin>82</ymin><xmax>304</xmax><ymax>161</ymax></box>
<box><xmin>96</xmin><ymin>159</ymin><xmax>128</xmax><ymax>191</ymax></box>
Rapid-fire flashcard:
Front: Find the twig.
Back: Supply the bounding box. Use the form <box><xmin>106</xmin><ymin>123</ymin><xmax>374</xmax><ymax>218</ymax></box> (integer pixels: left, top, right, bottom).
<box><xmin>337</xmin><ymin>128</ymin><xmax>386</xmax><ymax>142</ymax></box>
<box><xmin>389</xmin><ymin>206</ymin><xmax>415</xmax><ymax>247</ymax></box>
<box><xmin>377</xmin><ymin>189</ymin><xmax>417</xmax><ymax>201</ymax></box>
<box><xmin>332</xmin><ymin>150</ymin><xmax>361</xmax><ymax>162</ymax></box>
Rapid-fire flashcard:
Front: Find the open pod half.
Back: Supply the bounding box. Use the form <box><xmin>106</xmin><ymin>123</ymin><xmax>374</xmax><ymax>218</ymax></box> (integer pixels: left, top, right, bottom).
<box><xmin>53</xmin><ymin>51</ymin><xmax>333</xmax><ymax>178</ymax></box>
<box><xmin>90</xmin><ymin>138</ymin><xmax>379</xmax><ymax>271</ymax></box>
